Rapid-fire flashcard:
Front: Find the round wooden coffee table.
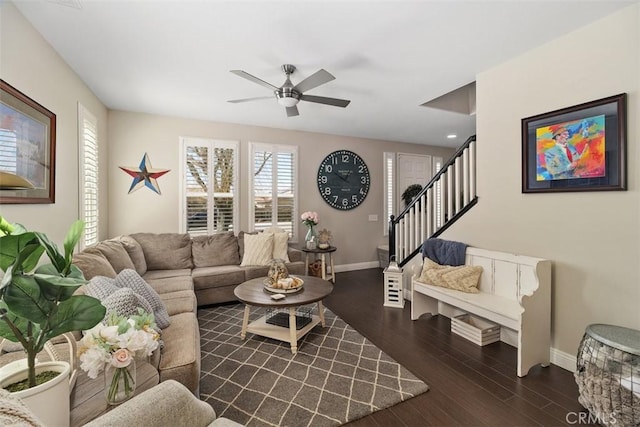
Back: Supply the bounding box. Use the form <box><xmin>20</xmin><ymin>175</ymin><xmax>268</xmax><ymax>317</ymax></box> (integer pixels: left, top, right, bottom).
<box><xmin>234</xmin><ymin>275</ymin><xmax>333</xmax><ymax>354</ymax></box>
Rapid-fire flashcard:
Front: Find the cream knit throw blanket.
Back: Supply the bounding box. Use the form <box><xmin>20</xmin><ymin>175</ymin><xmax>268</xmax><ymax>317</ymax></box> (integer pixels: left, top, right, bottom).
<box><xmin>0</xmin><ymin>389</ymin><xmax>43</xmax><ymax>426</ymax></box>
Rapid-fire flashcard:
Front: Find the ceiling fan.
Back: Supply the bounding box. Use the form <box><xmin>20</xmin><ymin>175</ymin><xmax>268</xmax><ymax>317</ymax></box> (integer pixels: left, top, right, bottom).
<box><xmin>227</xmin><ymin>64</ymin><xmax>350</xmax><ymax>117</ymax></box>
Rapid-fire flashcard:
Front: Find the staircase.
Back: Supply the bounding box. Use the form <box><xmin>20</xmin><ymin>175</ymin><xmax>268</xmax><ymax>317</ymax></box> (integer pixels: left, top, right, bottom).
<box><xmin>389</xmin><ymin>135</ymin><xmax>478</xmax><ymax>267</ymax></box>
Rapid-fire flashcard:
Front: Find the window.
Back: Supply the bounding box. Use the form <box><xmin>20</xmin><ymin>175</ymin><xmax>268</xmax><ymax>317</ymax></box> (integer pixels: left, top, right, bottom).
<box><xmin>383</xmin><ymin>152</ymin><xmax>395</xmax><ymax>236</ymax></box>
<box><xmin>249</xmin><ymin>143</ymin><xmax>297</xmax><ymax>239</ymax></box>
<box><xmin>78</xmin><ymin>104</ymin><xmax>99</xmax><ymax>248</ymax></box>
<box><xmin>180</xmin><ymin>138</ymin><xmax>239</xmax><ymax>235</ymax></box>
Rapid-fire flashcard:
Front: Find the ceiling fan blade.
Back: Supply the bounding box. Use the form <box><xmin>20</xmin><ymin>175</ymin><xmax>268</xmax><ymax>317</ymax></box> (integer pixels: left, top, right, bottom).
<box><xmin>227</xmin><ymin>96</ymin><xmax>274</xmax><ymax>103</ymax></box>
<box><xmin>286</xmin><ymin>106</ymin><xmax>299</xmax><ymax>117</ymax></box>
<box><xmin>300</xmin><ymin>94</ymin><xmax>351</xmax><ymax>108</ymax></box>
<box><xmin>293</xmin><ymin>69</ymin><xmax>335</xmax><ymax>93</ymax></box>
<box><xmin>230</xmin><ymin>70</ymin><xmax>279</xmax><ymax>91</ymax></box>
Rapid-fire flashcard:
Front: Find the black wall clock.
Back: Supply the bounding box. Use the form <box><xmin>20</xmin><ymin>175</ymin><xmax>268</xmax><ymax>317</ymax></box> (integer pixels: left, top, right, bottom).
<box><xmin>317</xmin><ymin>150</ymin><xmax>370</xmax><ymax>210</ymax></box>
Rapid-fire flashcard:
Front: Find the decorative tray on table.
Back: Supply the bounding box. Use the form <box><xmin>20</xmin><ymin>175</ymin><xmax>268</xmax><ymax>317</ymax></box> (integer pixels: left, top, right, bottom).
<box><xmin>263</xmin><ymin>276</ymin><xmax>304</xmax><ymax>294</ymax></box>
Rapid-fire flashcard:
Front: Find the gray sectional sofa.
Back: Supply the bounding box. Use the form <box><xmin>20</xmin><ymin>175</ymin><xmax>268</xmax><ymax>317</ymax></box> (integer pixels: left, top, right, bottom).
<box><xmin>72</xmin><ymin>231</ymin><xmax>305</xmax><ymax>395</ymax></box>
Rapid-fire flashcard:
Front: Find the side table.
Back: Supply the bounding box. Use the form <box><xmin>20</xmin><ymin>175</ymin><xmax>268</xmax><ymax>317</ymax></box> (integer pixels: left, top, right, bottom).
<box><xmin>575</xmin><ymin>324</ymin><xmax>640</xmax><ymax>426</ymax></box>
<box><xmin>301</xmin><ymin>246</ymin><xmax>336</xmax><ymax>283</ymax></box>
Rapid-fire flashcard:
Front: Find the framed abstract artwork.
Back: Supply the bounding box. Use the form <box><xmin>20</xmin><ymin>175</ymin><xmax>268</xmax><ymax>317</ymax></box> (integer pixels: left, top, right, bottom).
<box><xmin>521</xmin><ymin>93</ymin><xmax>626</xmax><ymax>193</ymax></box>
<box><xmin>0</xmin><ymin>80</ymin><xmax>56</xmax><ymax>203</ymax></box>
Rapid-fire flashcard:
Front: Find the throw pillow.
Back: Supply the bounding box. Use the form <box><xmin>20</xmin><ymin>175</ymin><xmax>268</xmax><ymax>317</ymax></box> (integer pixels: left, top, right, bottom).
<box><xmin>114</xmin><ymin>269</ymin><xmax>171</xmax><ymax>329</ymax></box>
<box><xmin>419</xmin><ymin>258</ymin><xmax>483</xmax><ymax>293</ymax></box>
<box><xmin>240</xmin><ymin>233</ymin><xmax>274</xmax><ymax>266</ymax></box>
<box><xmin>72</xmin><ymin>252</ymin><xmax>117</xmax><ymax>280</ymax></box>
<box><xmin>119</xmin><ymin>235</ymin><xmax>148</xmax><ymax>275</ymax></box>
<box><xmin>100</xmin><ymin>287</ymin><xmax>154</xmax><ymax>319</ymax></box>
<box><xmin>237</xmin><ymin>231</ymin><xmax>257</xmax><ymax>260</ymax></box>
<box><xmin>84</xmin><ymin>275</ymin><xmax>119</xmax><ymax>301</ymax></box>
<box><xmin>88</xmin><ymin>240</ymin><xmax>135</xmax><ymax>273</ymax></box>
<box><xmin>191</xmin><ymin>232</ymin><xmax>240</xmax><ymax>268</ymax></box>
<box><xmin>265</xmin><ymin>231</ymin><xmax>290</xmax><ymax>263</ymax></box>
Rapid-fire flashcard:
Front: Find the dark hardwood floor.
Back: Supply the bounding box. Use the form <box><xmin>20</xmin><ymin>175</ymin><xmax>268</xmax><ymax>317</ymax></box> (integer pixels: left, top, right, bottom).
<box><xmin>323</xmin><ymin>268</ymin><xmax>593</xmax><ymax>427</ymax></box>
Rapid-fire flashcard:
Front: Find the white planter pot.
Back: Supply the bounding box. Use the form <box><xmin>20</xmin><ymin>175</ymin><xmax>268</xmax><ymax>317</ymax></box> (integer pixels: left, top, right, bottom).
<box><xmin>0</xmin><ymin>361</ymin><xmax>71</xmax><ymax>427</ymax></box>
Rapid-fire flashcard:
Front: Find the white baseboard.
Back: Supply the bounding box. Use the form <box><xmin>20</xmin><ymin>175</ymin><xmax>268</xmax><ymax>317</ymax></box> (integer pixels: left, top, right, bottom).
<box><xmin>332</xmin><ymin>262</ymin><xmax>380</xmax><ymax>273</ymax></box>
<box><xmin>551</xmin><ymin>347</ymin><xmax>576</xmax><ymax>373</ymax></box>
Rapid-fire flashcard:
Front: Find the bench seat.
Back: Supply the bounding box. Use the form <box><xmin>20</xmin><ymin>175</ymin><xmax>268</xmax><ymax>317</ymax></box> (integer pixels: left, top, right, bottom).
<box><xmin>412</xmin><ymin>281</ymin><xmax>522</xmax><ymax>331</ymax></box>
<box><xmin>411</xmin><ymin>246</ymin><xmax>551</xmax><ymax>377</ymax></box>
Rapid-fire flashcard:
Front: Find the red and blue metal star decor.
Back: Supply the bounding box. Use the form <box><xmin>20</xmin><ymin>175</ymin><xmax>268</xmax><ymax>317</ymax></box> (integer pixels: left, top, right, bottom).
<box><xmin>119</xmin><ymin>153</ymin><xmax>170</xmax><ymax>194</ymax></box>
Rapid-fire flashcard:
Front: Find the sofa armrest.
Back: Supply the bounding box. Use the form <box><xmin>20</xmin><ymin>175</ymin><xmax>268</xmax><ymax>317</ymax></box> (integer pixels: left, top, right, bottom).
<box><xmin>84</xmin><ymin>380</ymin><xmax>215</xmax><ymax>427</ymax></box>
<box><xmin>287</xmin><ymin>246</ymin><xmax>303</xmax><ymax>263</ymax></box>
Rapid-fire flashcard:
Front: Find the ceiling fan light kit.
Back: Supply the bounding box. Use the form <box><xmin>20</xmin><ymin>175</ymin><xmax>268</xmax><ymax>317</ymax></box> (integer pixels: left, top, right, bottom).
<box><xmin>229</xmin><ymin>64</ymin><xmax>351</xmax><ymax>117</ymax></box>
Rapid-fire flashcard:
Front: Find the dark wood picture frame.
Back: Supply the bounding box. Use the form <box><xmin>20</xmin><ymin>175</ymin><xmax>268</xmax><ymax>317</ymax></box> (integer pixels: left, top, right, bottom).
<box><xmin>0</xmin><ymin>80</ymin><xmax>56</xmax><ymax>203</ymax></box>
<box><xmin>522</xmin><ymin>93</ymin><xmax>626</xmax><ymax>193</ymax></box>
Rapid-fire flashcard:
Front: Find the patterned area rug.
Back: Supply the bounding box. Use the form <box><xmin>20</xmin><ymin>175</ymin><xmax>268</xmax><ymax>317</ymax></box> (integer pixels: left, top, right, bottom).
<box><xmin>198</xmin><ymin>304</ymin><xmax>429</xmax><ymax>427</ymax></box>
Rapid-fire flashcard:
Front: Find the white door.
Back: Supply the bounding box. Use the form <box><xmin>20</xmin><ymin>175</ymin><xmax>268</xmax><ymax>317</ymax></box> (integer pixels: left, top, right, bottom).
<box><xmin>397</xmin><ymin>153</ymin><xmax>432</xmax><ymax>212</ymax></box>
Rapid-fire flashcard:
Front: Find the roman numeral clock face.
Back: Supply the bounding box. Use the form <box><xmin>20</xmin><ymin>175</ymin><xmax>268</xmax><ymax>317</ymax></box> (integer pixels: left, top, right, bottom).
<box><xmin>317</xmin><ymin>150</ymin><xmax>370</xmax><ymax>210</ymax></box>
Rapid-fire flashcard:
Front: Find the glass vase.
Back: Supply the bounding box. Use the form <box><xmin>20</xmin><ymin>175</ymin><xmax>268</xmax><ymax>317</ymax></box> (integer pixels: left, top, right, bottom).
<box><xmin>104</xmin><ymin>359</ymin><xmax>136</xmax><ymax>405</ymax></box>
<box><xmin>305</xmin><ymin>225</ymin><xmax>317</xmax><ymax>249</ymax></box>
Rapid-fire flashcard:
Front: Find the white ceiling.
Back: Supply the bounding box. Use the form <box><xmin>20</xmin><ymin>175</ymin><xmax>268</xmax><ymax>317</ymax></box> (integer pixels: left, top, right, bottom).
<box><xmin>12</xmin><ymin>0</ymin><xmax>636</xmax><ymax>148</ymax></box>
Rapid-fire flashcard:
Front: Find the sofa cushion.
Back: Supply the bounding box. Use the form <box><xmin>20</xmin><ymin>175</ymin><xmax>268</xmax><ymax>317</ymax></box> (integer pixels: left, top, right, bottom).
<box><xmin>72</xmin><ymin>252</ymin><xmax>117</xmax><ymax>280</ymax></box>
<box><xmin>191</xmin><ymin>265</ymin><xmax>246</xmax><ymax>290</ymax></box>
<box><xmin>242</xmin><ymin>265</ymin><xmax>271</xmax><ymax>280</ymax></box>
<box><xmin>114</xmin><ymin>269</ymin><xmax>171</xmax><ymax>329</ymax></box>
<box><xmin>191</xmin><ymin>232</ymin><xmax>240</xmax><ymax>268</ymax></box>
<box><xmin>131</xmin><ymin>233</ymin><xmax>193</xmax><ymax>270</ymax></box>
<box><xmin>158</xmin><ymin>312</ymin><xmax>200</xmax><ymax>393</ymax></box>
<box><xmin>142</xmin><ymin>269</ymin><xmax>192</xmax><ymax>281</ymax></box>
<box><xmin>144</xmin><ymin>275</ymin><xmax>194</xmax><ymax>295</ymax></box>
<box><xmin>119</xmin><ymin>235</ymin><xmax>147</xmax><ymax>275</ymax></box>
<box><xmin>159</xmin><ymin>290</ymin><xmax>197</xmax><ymax>316</ymax></box>
<box><xmin>240</xmin><ymin>233</ymin><xmax>274</xmax><ymax>266</ymax></box>
<box><xmin>88</xmin><ymin>240</ymin><xmax>135</xmax><ymax>273</ymax></box>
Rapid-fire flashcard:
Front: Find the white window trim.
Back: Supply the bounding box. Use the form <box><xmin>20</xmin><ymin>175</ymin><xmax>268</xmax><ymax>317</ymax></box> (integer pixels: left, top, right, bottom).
<box><xmin>179</xmin><ymin>137</ymin><xmax>239</xmax><ymax>234</ymax></box>
<box><xmin>248</xmin><ymin>142</ymin><xmax>299</xmax><ymax>241</ymax></box>
<box><xmin>78</xmin><ymin>103</ymin><xmax>98</xmax><ymax>250</ymax></box>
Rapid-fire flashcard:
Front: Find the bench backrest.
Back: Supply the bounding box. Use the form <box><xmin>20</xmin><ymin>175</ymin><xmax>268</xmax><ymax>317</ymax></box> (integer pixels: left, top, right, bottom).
<box><xmin>465</xmin><ymin>247</ymin><xmax>549</xmax><ymax>302</ymax></box>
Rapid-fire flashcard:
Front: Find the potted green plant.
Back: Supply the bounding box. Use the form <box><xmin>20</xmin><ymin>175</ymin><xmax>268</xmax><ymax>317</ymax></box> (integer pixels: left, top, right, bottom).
<box><xmin>401</xmin><ymin>184</ymin><xmax>423</xmax><ymax>207</ymax></box>
<box><xmin>0</xmin><ymin>216</ymin><xmax>106</xmax><ymax>426</ymax></box>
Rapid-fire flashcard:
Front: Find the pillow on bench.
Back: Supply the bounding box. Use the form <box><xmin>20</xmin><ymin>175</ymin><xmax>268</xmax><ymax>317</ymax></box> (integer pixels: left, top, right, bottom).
<box><xmin>418</xmin><ymin>258</ymin><xmax>483</xmax><ymax>293</ymax></box>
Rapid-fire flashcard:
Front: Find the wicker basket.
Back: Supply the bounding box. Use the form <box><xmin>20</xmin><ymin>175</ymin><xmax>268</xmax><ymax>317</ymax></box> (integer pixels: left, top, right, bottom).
<box><xmin>575</xmin><ymin>324</ymin><xmax>640</xmax><ymax>426</ymax></box>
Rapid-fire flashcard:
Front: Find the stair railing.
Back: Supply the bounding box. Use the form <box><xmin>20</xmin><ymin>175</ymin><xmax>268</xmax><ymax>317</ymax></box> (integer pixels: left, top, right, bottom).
<box><xmin>389</xmin><ymin>135</ymin><xmax>477</xmax><ymax>267</ymax></box>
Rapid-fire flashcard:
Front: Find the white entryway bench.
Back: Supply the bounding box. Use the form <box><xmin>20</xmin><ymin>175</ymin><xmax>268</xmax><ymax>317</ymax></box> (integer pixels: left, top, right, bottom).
<box><xmin>411</xmin><ymin>247</ymin><xmax>552</xmax><ymax>377</ymax></box>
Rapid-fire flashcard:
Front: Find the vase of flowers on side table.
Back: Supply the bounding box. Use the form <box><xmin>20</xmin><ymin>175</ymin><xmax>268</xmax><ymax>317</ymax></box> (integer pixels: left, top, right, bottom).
<box><xmin>301</xmin><ymin>211</ymin><xmax>319</xmax><ymax>250</ymax></box>
<box><xmin>78</xmin><ymin>310</ymin><xmax>160</xmax><ymax>405</ymax></box>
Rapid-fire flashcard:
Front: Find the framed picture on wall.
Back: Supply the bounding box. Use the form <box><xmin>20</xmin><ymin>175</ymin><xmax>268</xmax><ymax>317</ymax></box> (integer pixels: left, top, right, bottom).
<box><xmin>0</xmin><ymin>79</ymin><xmax>56</xmax><ymax>204</ymax></box>
<box><xmin>521</xmin><ymin>93</ymin><xmax>626</xmax><ymax>193</ymax></box>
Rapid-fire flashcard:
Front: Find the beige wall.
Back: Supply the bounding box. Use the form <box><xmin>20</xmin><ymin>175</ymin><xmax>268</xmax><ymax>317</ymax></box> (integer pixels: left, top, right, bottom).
<box><xmin>0</xmin><ymin>2</ymin><xmax>109</xmax><ymax>244</ymax></box>
<box><xmin>107</xmin><ymin>110</ymin><xmax>454</xmax><ymax>267</ymax></box>
<box><xmin>442</xmin><ymin>5</ymin><xmax>640</xmax><ymax>355</ymax></box>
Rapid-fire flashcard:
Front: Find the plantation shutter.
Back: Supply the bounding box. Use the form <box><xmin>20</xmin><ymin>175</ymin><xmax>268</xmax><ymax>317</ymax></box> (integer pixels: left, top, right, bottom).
<box><xmin>253</xmin><ymin>148</ymin><xmax>273</xmax><ymax>231</ymax></box>
<box><xmin>276</xmin><ymin>151</ymin><xmax>295</xmax><ymax>236</ymax></box>
<box><xmin>185</xmin><ymin>145</ymin><xmax>209</xmax><ymax>234</ymax></box>
<box><xmin>79</xmin><ymin>104</ymin><xmax>99</xmax><ymax>248</ymax></box>
<box><xmin>181</xmin><ymin>138</ymin><xmax>238</xmax><ymax>235</ymax></box>
<box><xmin>250</xmin><ymin>143</ymin><xmax>298</xmax><ymax>238</ymax></box>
